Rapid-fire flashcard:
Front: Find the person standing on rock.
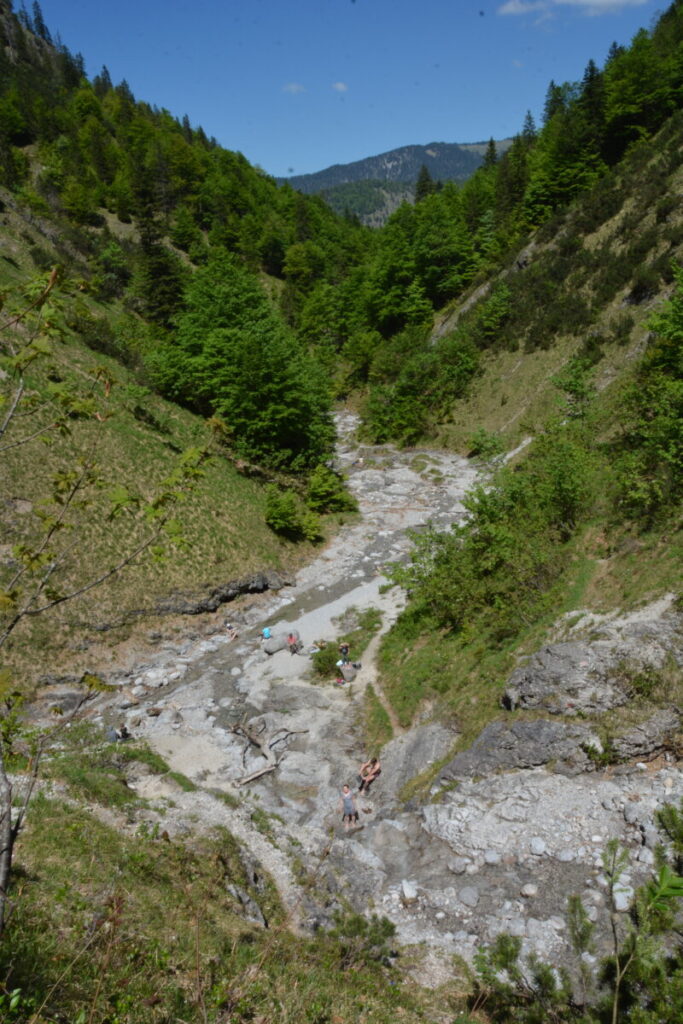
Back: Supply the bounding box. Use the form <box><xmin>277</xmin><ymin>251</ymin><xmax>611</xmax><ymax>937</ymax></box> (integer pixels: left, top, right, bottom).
<box><xmin>339</xmin><ymin>784</ymin><xmax>359</xmax><ymax>831</ymax></box>
<box><xmin>338</xmin><ymin>640</ymin><xmax>350</xmax><ymax>663</ymax></box>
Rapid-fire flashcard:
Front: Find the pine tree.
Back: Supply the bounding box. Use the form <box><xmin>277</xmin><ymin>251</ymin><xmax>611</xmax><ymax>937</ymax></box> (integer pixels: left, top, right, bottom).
<box><xmin>543</xmin><ymin>80</ymin><xmax>565</xmax><ymax>123</ymax></box>
<box><xmin>31</xmin><ymin>1</ymin><xmax>50</xmax><ymax>41</ymax></box>
<box><xmin>522</xmin><ymin>110</ymin><xmax>537</xmax><ymax>142</ymax></box>
<box><xmin>414</xmin><ymin>163</ymin><xmax>436</xmax><ymax>202</ymax></box>
<box><xmin>483</xmin><ymin>137</ymin><xmax>497</xmax><ymax>169</ymax></box>
<box><xmin>93</xmin><ymin>65</ymin><xmax>112</xmax><ymax>98</ymax></box>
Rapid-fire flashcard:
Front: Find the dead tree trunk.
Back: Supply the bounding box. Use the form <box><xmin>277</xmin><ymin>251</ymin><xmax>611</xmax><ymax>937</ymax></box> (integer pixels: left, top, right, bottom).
<box><xmin>230</xmin><ymin>719</ymin><xmax>307</xmax><ymax>787</ymax></box>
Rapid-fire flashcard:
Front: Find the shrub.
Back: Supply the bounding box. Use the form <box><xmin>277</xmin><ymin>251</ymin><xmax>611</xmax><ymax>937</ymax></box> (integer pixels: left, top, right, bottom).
<box><xmin>306</xmin><ymin>464</ymin><xmax>357</xmax><ymax>513</ymax></box>
<box><xmin>467</xmin><ymin>428</ymin><xmax>505</xmax><ymax>461</ymax></box>
<box><xmin>264</xmin><ymin>486</ymin><xmax>303</xmax><ymax>538</ymax></box>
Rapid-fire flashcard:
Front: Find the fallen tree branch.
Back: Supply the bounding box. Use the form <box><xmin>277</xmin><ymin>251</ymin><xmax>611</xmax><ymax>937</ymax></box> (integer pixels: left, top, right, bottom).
<box><xmin>229</xmin><ymin>718</ymin><xmax>308</xmax><ymax>787</ymax></box>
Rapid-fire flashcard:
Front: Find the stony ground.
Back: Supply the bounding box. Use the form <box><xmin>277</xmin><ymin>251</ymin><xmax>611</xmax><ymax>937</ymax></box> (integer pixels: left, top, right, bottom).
<box><xmin>69</xmin><ymin>413</ymin><xmax>683</xmax><ymax>986</ymax></box>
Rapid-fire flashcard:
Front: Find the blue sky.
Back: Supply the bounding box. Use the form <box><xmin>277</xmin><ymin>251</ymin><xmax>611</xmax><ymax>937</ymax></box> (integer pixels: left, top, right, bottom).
<box><xmin>38</xmin><ymin>0</ymin><xmax>663</xmax><ymax>178</ymax></box>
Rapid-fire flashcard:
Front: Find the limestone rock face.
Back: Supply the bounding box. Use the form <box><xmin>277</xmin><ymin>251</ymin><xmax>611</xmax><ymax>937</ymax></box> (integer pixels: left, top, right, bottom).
<box><xmin>502</xmin><ymin>641</ymin><xmax>628</xmax><ymax>714</ymax></box>
<box><xmin>612</xmin><ymin>708</ymin><xmax>680</xmax><ymax>759</ymax></box>
<box><xmin>441</xmin><ymin>719</ymin><xmax>597</xmax><ymax>780</ymax></box>
<box><xmin>156</xmin><ymin>570</ymin><xmax>293</xmax><ymax>616</ymax></box>
<box><xmin>503</xmin><ymin>606</ymin><xmax>683</xmax><ymax>715</ymax></box>
<box><xmin>379</xmin><ymin>723</ymin><xmax>459</xmax><ymax>802</ymax></box>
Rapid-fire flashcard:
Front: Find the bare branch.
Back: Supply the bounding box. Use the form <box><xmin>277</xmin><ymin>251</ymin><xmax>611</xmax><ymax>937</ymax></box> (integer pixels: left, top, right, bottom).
<box><xmin>229</xmin><ymin>718</ymin><xmax>307</xmax><ymax>787</ymax></box>
<box><xmin>0</xmin><ymin>380</ymin><xmax>25</xmax><ymax>442</ymax></box>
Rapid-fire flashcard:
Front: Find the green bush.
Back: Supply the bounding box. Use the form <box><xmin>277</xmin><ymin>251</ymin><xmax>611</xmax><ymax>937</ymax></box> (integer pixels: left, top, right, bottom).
<box><xmin>467</xmin><ymin>428</ymin><xmax>505</xmax><ymax>461</ymax></box>
<box><xmin>264</xmin><ymin>486</ymin><xmax>322</xmax><ymax>542</ymax></box>
<box><xmin>264</xmin><ymin>486</ymin><xmax>303</xmax><ymax>538</ymax></box>
<box><xmin>306</xmin><ymin>464</ymin><xmax>357</xmax><ymax>513</ymax></box>
<box><xmin>391</xmin><ymin>418</ymin><xmax>598</xmax><ymax>642</ymax></box>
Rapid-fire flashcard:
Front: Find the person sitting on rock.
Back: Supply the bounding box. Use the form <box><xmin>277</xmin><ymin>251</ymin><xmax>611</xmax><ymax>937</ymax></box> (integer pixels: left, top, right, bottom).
<box><xmin>287</xmin><ymin>632</ymin><xmax>299</xmax><ymax>654</ymax></box>
<box><xmin>358</xmin><ymin>757</ymin><xmax>381</xmax><ymax>793</ymax></box>
<box><xmin>261</xmin><ymin>626</ymin><xmax>271</xmax><ymax>641</ymax></box>
<box><xmin>339</xmin><ymin>784</ymin><xmax>359</xmax><ymax>831</ymax></box>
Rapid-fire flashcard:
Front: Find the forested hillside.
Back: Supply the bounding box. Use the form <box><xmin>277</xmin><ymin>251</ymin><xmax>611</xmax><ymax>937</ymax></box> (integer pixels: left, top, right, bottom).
<box><xmin>1</xmin><ymin>0</ymin><xmax>683</xmax><ymax>1020</ymax></box>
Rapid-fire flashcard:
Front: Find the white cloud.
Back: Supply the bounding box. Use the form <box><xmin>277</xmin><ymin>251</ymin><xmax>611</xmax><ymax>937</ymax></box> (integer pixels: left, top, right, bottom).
<box><xmin>332</xmin><ymin>81</ymin><xmax>349</xmax><ymax>92</ymax></box>
<box><xmin>499</xmin><ymin>0</ymin><xmax>649</xmax><ymax>14</ymax></box>
<box><xmin>283</xmin><ymin>82</ymin><xmax>305</xmax><ymax>94</ymax></box>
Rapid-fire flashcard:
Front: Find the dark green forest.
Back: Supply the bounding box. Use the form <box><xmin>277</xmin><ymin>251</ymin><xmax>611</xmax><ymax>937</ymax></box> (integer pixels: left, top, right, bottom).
<box><xmin>2</xmin><ymin>0</ymin><xmax>683</xmax><ymax>470</ymax></box>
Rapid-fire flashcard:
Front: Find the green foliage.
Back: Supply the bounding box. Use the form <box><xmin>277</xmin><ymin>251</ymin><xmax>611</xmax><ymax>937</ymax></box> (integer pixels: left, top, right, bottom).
<box><xmin>613</xmin><ymin>264</ymin><xmax>683</xmax><ymax>525</ymax></box>
<box><xmin>468</xmin><ymin>427</ymin><xmax>505</xmax><ymax>461</ymax></box>
<box><xmin>552</xmin><ymin>356</ymin><xmax>597</xmax><ymax>419</ymax></box>
<box><xmin>329</xmin><ymin>910</ymin><xmax>396</xmax><ymax>968</ymax></box>
<box><xmin>472</xmin><ymin>933</ymin><xmax>576</xmax><ymax>1023</ymax></box>
<box><xmin>152</xmin><ymin>250</ymin><xmax>334</xmax><ymax>471</ymax></box>
<box><xmin>311</xmin><ymin>606</ymin><xmax>382</xmax><ymax>678</ymax></box>
<box><xmin>362</xmin><ymin>683</ymin><xmax>394</xmax><ymax>751</ymax></box>
<box><xmin>305</xmin><ymin>463</ymin><xmax>357</xmax><ymax>513</ymax></box>
<box><xmin>363</xmin><ymin>327</ymin><xmax>479</xmax><ymax>445</ymax></box>
<box><xmin>391</xmin><ymin>418</ymin><xmax>598</xmax><ymax>642</ymax></box>
<box><xmin>264</xmin><ymin>485</ymin><xmax>322</xmax><ymax>542</ymax></box>
<box><xmin>656</xmin><ymin>796</ymin><xmax>683</xmax><ymax>869</ymax></box>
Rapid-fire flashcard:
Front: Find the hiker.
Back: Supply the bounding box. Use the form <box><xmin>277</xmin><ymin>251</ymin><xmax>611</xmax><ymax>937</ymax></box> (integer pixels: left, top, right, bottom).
<box><xmin>358</xmin><ymin>757</ymin><xmax>381</xmax><ymax>793</ymax></box>
<box><xmin>225</xmin><ymin>622</ymin><xmax>238</xmax><ymax>641</ymax></box>
<box><xmin>261</xmin><ymin>626</ymin><xmax>271</xmax><ymax>641</ymax></box>
<box><xmin>287</xmin><ymin>632</ymin><xmax>299</xmax><ymax>654</ymax></box>
<box><xmin>106</xmin><ymin>724</ymin><xmax>131</xmax><ymax>743</ymax></box>
<box><xmin>339</xmin><ymin>784</ymin><xmax>359</xmax><ymax>831</ymax></box>
<box><xmin>338</xmin><ymin>640</ymin><xmax>350</xmax><ymax>663</ymax></box>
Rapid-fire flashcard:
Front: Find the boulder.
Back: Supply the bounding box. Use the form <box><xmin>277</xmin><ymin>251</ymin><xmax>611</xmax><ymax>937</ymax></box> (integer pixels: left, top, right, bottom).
<box><xmin>380</xmin><ymin>722</ymin><xmax>458</xmax><ymax>803</ymax></box>
<box><xmin>263</xmin><ymin>629</ymin><xmax>299</xmax><ymax>655</ymax></box>
<box><xmin>502</xmin><ymin>642</ymin><xmax>627</xmax><ymax>715</ymax></box>
<box><xmin>612</xmin><ymin>708</ymin><xmax>680</xmax><ymax>760</ymax></box>
<box><xmin>155</xmin><ymin>569</ymin><xmax>293</xmax><ymax>616</ymax></box>
<box><xmin>441</xmin><ymin>719</ymin><xmax>596</xmax><ymax>780</ymax></box>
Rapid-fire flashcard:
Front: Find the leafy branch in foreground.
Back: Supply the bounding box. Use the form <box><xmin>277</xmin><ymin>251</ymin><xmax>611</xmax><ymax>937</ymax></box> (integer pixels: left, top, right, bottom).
<box><xmin>0</xmin><ymin>271</ymin><xmax>207</xmax><ymax>936</ymax></box>
<box><xmin>468</xmin><ymin>836</ymin><xmax>683</xmax><ymax>1024</ymax></box>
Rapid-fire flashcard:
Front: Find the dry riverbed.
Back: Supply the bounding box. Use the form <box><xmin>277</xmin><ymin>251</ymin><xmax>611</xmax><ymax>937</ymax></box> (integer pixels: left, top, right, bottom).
<box><xmin>75</xmin><ymin>413</ymin><xmax>683</xmax><ymax>986</ymax></box>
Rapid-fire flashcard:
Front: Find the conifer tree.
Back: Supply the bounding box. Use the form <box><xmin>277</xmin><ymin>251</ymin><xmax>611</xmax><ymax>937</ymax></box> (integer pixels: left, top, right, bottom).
<box><xmin>414</xmin><ymin>163</ymin><xmax>436</xmax><ymax>202</ymax></box>
<box><xmin>483</xmin><ymin>137</ymin><xmax>497</xmax><ymax>168</ymax></box>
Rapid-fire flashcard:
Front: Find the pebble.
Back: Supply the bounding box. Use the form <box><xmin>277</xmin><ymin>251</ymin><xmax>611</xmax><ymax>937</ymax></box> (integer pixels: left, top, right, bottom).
<box><xmin>484</xmin><ymin>849</ymin><xmax>501</xmax><ymax>865</ymax></box>
<box><xmin>448</xmin><ymin>857</ymin><xmax>470</xmax><ymax>875</ymax></box>
<box><xmin>459</xmin><ymin>887</ymin><xmax>480</xmax><ymax>909</ymax></box>
<box><xmin>530</xmin><ymin>837</ymin><xmax>546</xmax><ymax>856</ymax></box>
<box><xmin>521</xmin><ymin>884</ymin><xmax>538</xmax><ymax>898</ymax></box>
<box><xmin>401</xmin><ymin>880</ymin><xmax>418</xmax><ymax>904</ymax></box>
<box><xmin>623</xmin><ymin>802</ymin><xmax>641</xmax><ymax>824</ymax></box>
<box><xmin>613</xmin><ymin>886</ymin><xmax>634</xmax><ymax>912</ymax></box>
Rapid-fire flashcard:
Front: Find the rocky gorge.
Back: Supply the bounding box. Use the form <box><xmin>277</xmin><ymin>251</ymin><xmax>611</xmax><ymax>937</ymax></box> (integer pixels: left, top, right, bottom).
<box><xmin>45</xmin><ymin>413</ymin><xmax>683</xmax><ymax>987</ymax></box>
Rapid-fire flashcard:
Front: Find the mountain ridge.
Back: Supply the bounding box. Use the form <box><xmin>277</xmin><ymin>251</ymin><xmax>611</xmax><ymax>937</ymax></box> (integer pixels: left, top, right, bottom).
<box><xmin>279</xmin><ymin>137</ymin><xmax>512</xmax><ymax>193</ymax></box>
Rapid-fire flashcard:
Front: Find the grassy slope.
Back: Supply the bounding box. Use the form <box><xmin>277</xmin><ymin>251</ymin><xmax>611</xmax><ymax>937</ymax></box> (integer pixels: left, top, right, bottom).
<box><xmin>3</xmin><ymin>726</ymin><xmax>459</xmax><ymax>1023</ymax></box>
<box><xmin>0</xmin><ymin>195</ymin><xmax>329</xmax><ymax>687</ymax></box>
<box><xmin>370</xmin><ymin>123</ymin><xmax>683</xmax><ymax>776</ymax></box>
